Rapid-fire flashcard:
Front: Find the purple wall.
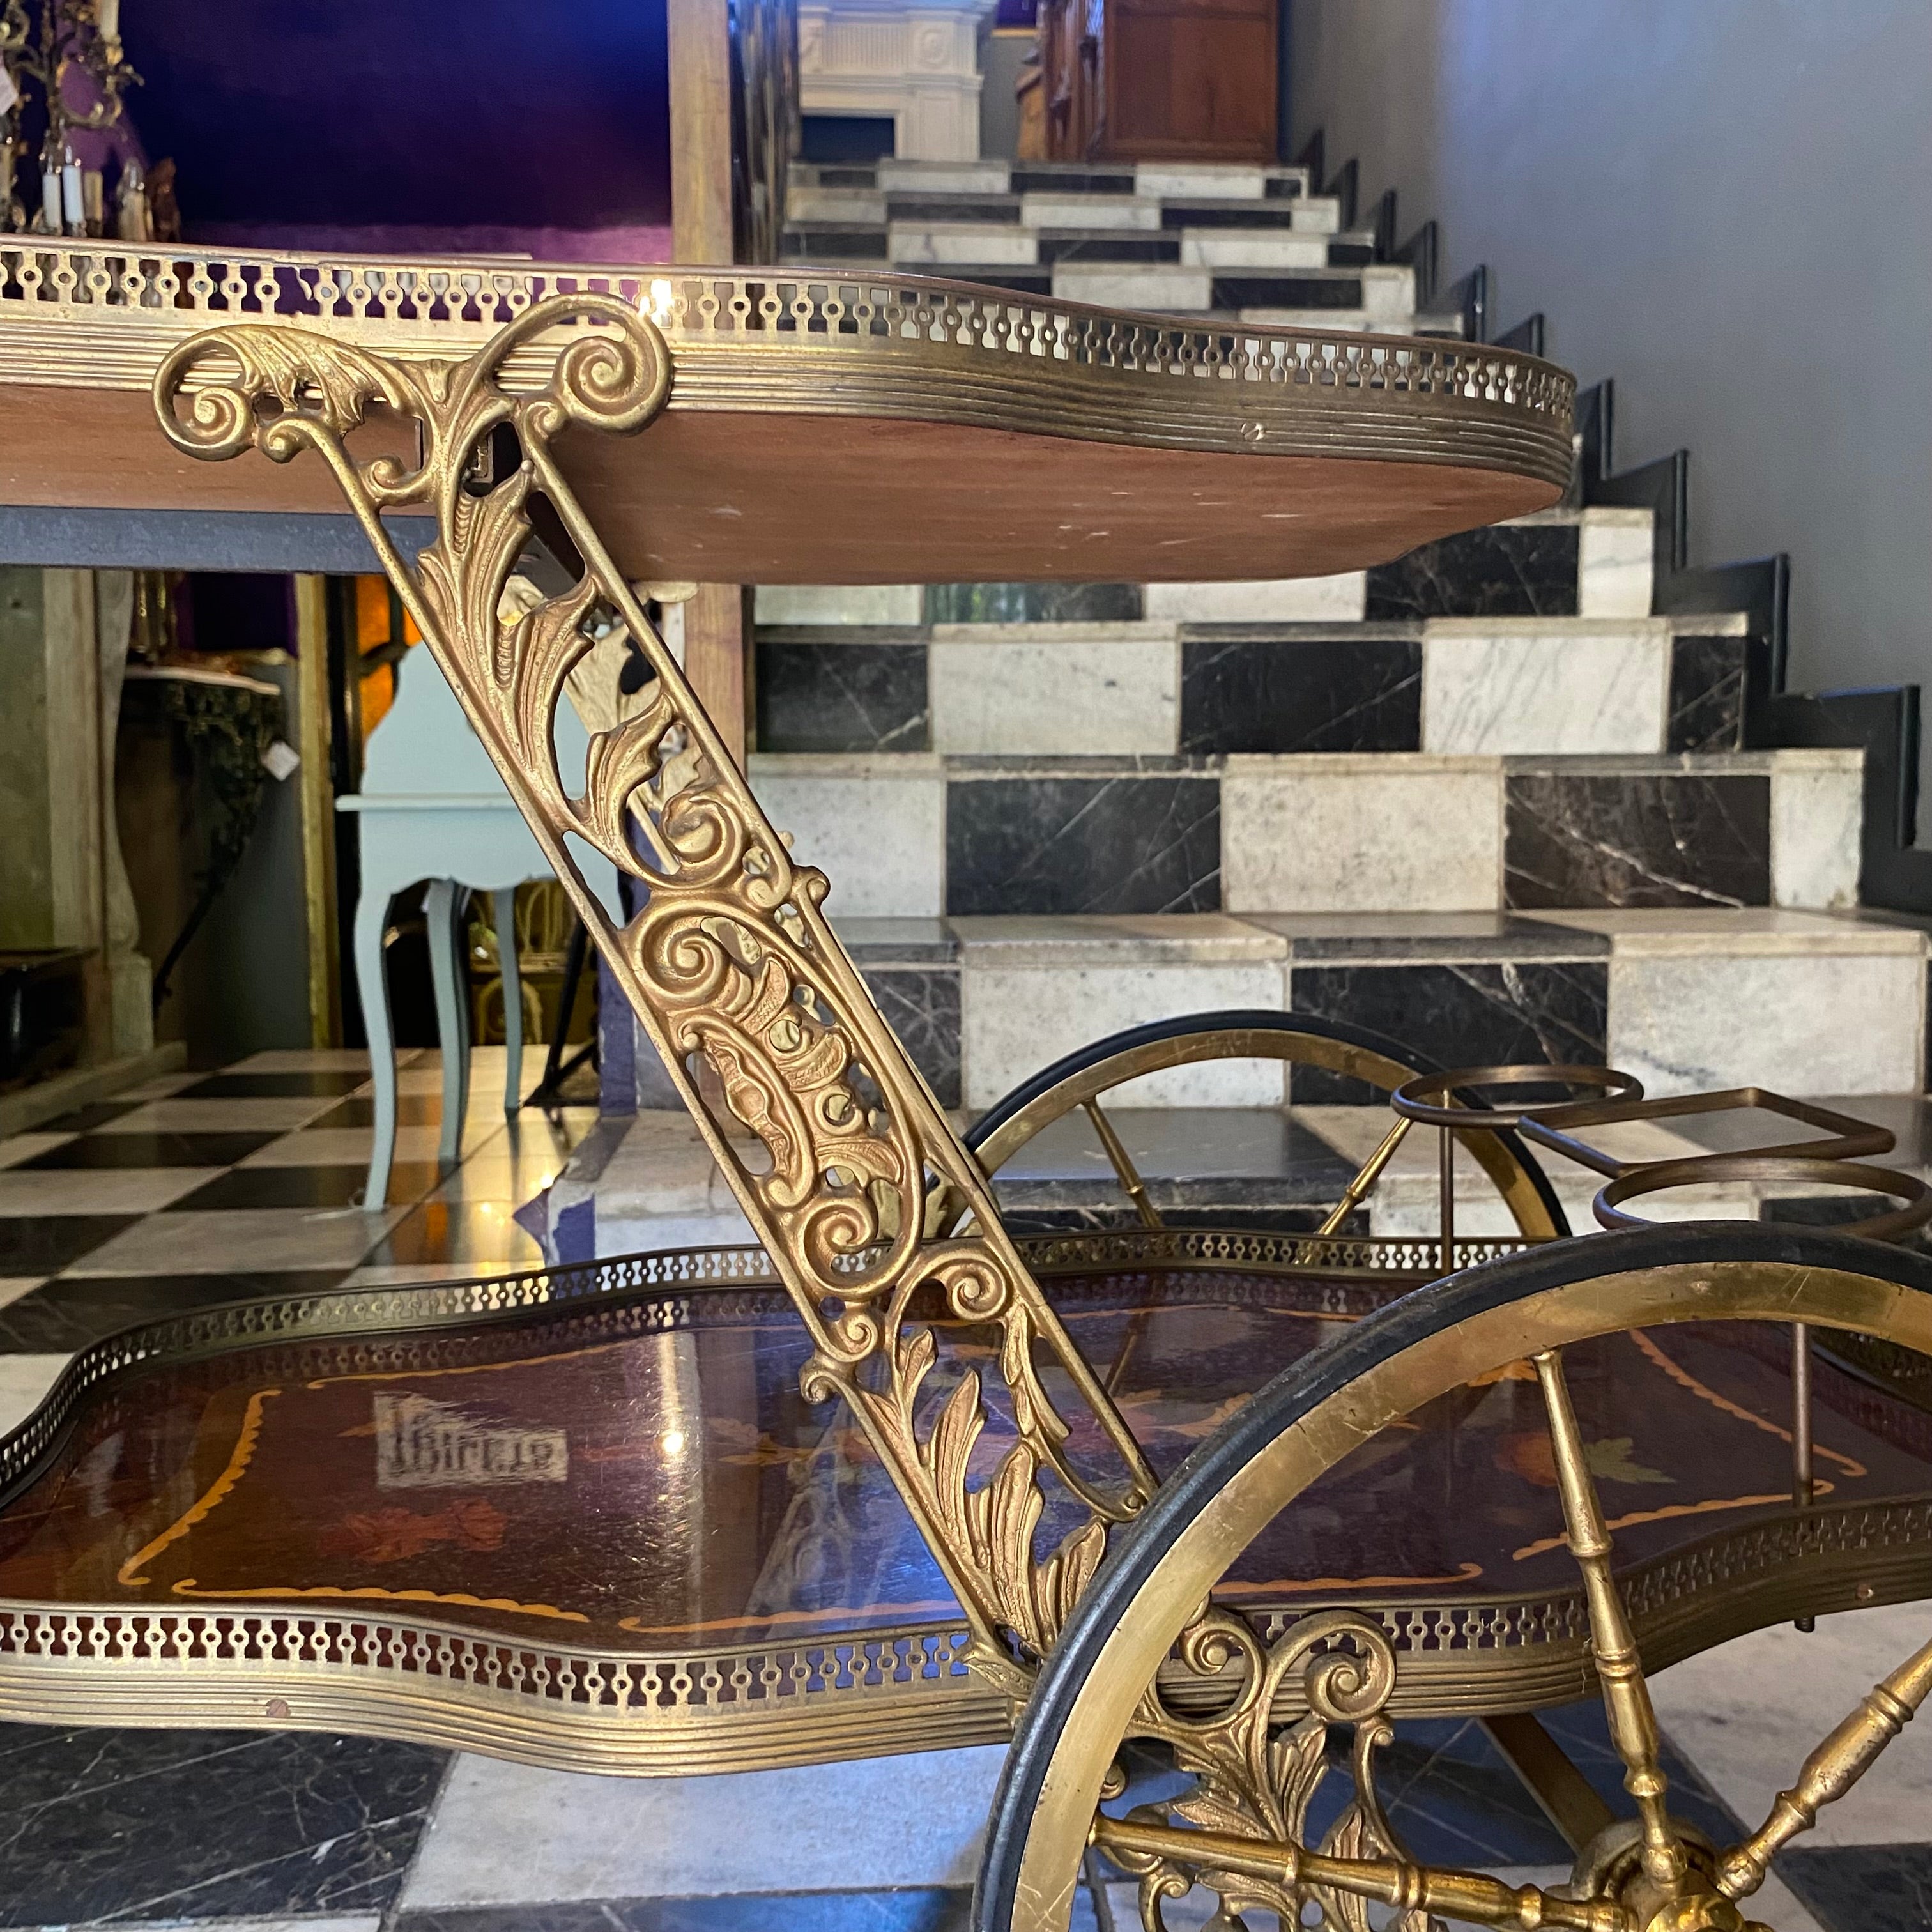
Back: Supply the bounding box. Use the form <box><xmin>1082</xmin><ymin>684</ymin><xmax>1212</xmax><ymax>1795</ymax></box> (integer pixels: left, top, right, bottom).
<box><xmin>126</xmin><ymin>0</ymin><xmax>671</xmax><ymax>244</ymax></box>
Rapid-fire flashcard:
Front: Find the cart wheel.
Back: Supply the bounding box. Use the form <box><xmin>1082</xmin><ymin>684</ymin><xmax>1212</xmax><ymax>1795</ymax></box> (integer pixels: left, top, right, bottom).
<box><xmin>960</xmin><ymin>1008</ymin><xmax>1570</xmax><ymax>1241</ymax></box>
<box><xmin>977</xmin><ymin>1223</ymin><xmax>1932</xmax><ymax>1932</ymax></box>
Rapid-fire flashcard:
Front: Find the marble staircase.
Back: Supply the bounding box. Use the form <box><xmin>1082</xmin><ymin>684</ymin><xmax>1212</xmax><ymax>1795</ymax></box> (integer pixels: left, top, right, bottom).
<box><xmin>781</xmin><ymin>157</ymin><xmax>1439</xmax><ymax>329</ymax></box>
<box><xmin>560</xmin><ymin>148</ymin><xmax>1929</xmax><ymax>1259</ymax></box>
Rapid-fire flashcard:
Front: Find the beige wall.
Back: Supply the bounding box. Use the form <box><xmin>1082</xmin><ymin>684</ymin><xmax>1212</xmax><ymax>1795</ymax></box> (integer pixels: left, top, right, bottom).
<box><xmin>1289</xmin><ymin>0</ymin><xmax>1932</xmax><ymax>763</ymax></box>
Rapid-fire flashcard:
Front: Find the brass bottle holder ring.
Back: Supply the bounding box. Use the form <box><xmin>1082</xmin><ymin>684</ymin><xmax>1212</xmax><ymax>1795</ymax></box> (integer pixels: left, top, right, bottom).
<box><xmin>1390</xmin><ymin>1064</ymin><xmax>1645</xmax><ymax>1133</ymax></box>
<box><xmin>1593</xmin><ymin>1154</ymin><xmax>1932</xmax><ymax>1244</ymax></box>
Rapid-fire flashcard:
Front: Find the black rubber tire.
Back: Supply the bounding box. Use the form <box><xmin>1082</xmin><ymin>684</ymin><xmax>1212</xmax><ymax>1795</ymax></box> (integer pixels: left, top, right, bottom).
<box><xmin>972</xmin><ymin>1220</ymin><xmax>1932</xmax><ymax>1932</ymax></box>
<box><xmin>963</xmin><ymin>1006</ymin><xmax>1572</xmax><ymax>1239</ymax></box>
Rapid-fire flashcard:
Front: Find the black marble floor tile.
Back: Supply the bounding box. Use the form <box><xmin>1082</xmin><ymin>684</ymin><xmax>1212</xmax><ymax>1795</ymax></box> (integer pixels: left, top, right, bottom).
<box><xmin>1011</xmin><ymin>167</ymin><xmax>1136</xmax><ymax>194</ymax></box>
<box><xmin>1211</xmin><ymin>274</ymin><xmax>1363</xmax><ymax>309</ymax></box>
<box><xmin>923</xmin><ymin>583</ymin><xmax>1142</xmax><ymax>624</ymax></box>
<box><xmin>1036</xmin><ymin>233</ymin><xmax>1181</xmax><ymax>264</ymax></box>
<box><xmin>0</xmin><ymin>1269</ymin><xmax>351</xmax><ymax>1351</ymax></box>
<box><xmin>395</xmin><ymin>1887</ymin><xmax>1098</xmax><ymax>1932</ymax></box>
<box><xmin>1159</xmin><ymin>200</ymin><xmax>1301</xmax><ymax>228</ymax></box>
<box><xmin>168</xmin><ymin>1161</ymin><xmax>445</xmax><ymax>1211</ymax></box>
<box><xmin>310</xmin><ymin>1091</ymin><xmax>448</xmax><ymax>1130</ymax></box>
<box><xmin>1667</xmin><ymin>634</ymin><xmax>1749</xmax><ymax>752</ymax></box>
<box><xmin>1368</xmin><ymin>1701</ymin><xmax>1740</xmax><ymax>1871</ymax></box>
<box><xmin>1180</xmin><ymin>632</ymin><xmax>1420</xmax><ymax>753</ymax></box>
<box><xmin>33</xmin><ymin>1102</ymin><xmax>142</xmax><ymax>1133</ymax></box>
<box><xmin>1326</xmin><ymin>239</ymin><xmax>1376</xmax><ymax>266</ymax></box>
<box><xmin>12</xmin><ymin>1129</ymin><xmax>281</xmax><ymax>1169</ymax></box>
<box><xmin>864</xmin><ymin>967</ymin><xmax>962</xmax><ymax>1108</ymax></box>
<box><xmin>174</xmin><ymin>1069</ymin><xmax>369</xmax><ymax>1099</ymax></box>
<box><xmin>1366</xmin><ymin>523</ymin><xmax>1580</xmax><ymax>620</ymax></box>
<box><xmin>883</xmin><ymin>195</ymin><xmax>1020</xmax><ymax>222</ymax></box>
<box><xmin>1504</xmin><ymin>772</ymin><xmax>1770</xmax><ymax>909</ymax></box>
<box><xmin>1780</xmin><ymin>1841</ymin><xmax>1932</xmax><ymax>1931</ymax></box>
<box><xmin>0</xmin><ymin>1215</ymin><xmax>142</xmax><ymax>1275</ymax></box>
<box><xmin>779</xmin><ymin>226</ymin><xmax>888</xmax><ymax>259</ymax></box>
<box><xmin>755</xmin><ymin>637</ymin><xmax>929</xmax><ymax>753</ymax></box>
<box><xmin>0</xmin><ymin>1724</ymin><xmax>446</xmax><ymax>1928</ymax></box>
<box><xmin>946</xmin><ymin>775</ymin><xmax>1220</xmax><ymax>916</ymax></box>
<box><xmin>1285</xmin><ymin>961</ymin><xmax>1608</xmax><ymax>1104</ymax></box>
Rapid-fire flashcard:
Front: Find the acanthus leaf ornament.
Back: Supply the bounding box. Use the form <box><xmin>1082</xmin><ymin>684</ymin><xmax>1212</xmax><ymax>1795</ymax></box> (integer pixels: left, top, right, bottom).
<box><xmin>153</xmin><ymin>292</ymin><xmax>1154</xmax><ymax>1683</ymax></box>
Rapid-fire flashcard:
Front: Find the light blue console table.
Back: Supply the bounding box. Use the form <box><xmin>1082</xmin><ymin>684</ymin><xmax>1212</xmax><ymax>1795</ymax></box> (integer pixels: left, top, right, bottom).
<box><xmin>339</xmin><ymin>646</ymin><xmax>620</xmax><ymax>1206</ymax></box>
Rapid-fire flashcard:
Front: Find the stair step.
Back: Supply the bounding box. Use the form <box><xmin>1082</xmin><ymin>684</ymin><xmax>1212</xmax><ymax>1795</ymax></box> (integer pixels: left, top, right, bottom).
<box><xmin>597</xmin><ymin>908</ymin><xmax>1927</xmax><ymax>1153</ymax></box>
<box><xmin>740</xmin><ymin>748</ymin><xmax>1861</xmax><ymax>925</ymax></box>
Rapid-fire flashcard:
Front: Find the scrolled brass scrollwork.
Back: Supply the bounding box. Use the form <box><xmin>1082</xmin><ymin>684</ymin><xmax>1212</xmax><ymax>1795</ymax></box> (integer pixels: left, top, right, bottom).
<box><xmin>153</xmin><ymin>293</ymin><xmax>1153</xmax><ymax>1693</ymax></box>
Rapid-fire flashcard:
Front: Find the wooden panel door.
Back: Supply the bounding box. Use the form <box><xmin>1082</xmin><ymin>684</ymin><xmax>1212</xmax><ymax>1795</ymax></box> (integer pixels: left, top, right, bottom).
<box><xmin>1098</xmin><ymin>0</ymin><xmax>1276</xmax><ymax>162</ymax></box>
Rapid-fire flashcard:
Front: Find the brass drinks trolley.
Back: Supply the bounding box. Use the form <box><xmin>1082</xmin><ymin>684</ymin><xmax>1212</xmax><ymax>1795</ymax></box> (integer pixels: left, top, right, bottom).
<box><xmin>1</xmin><ymin>257</ymin><xmax>1930</xmax><ymax>1932</ymax></box>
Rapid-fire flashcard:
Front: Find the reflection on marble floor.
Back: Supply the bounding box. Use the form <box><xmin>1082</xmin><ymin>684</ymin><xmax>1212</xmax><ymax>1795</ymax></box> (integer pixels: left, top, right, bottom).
<box><xmin>0</xmin><ymin>1052</ymin><xmax>1929</xmax><ymax>1927</ymax></box>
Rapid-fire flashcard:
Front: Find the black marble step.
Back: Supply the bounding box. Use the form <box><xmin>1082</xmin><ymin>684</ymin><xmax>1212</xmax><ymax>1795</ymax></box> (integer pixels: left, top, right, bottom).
<box><xmin>1036</xmin><ymin>232</ymin><xmax>1182</xmax><ymax>264</ymax></box>
<box><xmin>884</xmin><ymin>194</ymin><xmax>1022</xmax><ymax>222</ymax></box>
<box><xmin>1264</xmin><ymin>176</ymin><xmax>1307</xmax><ymax>198</ymax></box>
<box><xmin>1160</xmin><ymin>201</ymin><xmax>1307</xmax><ymax>229</ymax></box>
<box><xmin>1326</xmin><ymin>240</ymin><xmax>1376</xmax><ymax>266</ymax></box>
<box><xmin>1366</xmin><ymin>523</ymin><xmax>1580</xmax><ymax>620</ymax></box>
<box><xmin>1011</xmin><ymin>167</ymin><xmax>1138</xmax><ymax>194</ymax></box>
<box><xmin>926</xmin><ymin>268</ymin><xmax>1056</xmax><ymax>295</ymax></box>
<box><xmin>1211</xmin><ymin>273</ymin><xmax>1366</xmax><ymax>309</ymax></box>
<box><xmin>781</xmin><ymin>226</ymin><xmax>888</xmax><ymax>259</ymax></box>
<box><xmin>802</xmin><ymin>164</ymin><xmax>879</xmax><ymax>188</ymax></box>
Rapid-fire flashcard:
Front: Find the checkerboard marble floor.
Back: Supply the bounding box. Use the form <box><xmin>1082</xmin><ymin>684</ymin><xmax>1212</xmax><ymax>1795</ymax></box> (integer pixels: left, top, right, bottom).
<box><xmin>0</xmin><ymin>1051</ymin><xmax>1927</xmax><ymax>1929</ymax></box>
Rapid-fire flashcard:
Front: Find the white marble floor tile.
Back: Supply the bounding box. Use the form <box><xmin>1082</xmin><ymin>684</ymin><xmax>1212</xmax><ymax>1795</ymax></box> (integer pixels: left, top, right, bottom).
<box><xmin>930</xmin><ymin>632</ymin><xmax>1176</xmax><ymax>756</ymax></box>
<box><xmin>962</xmin><ymin>962</ymin><xmax>1285</xmax><ymax>1109</ymax></box>
<box><xmin>239</xmin><ymin>1124</ymin><xmax>450</xmax><ymax>1167</ymax></box>
<box><xmin>0</xmin><ymin>1133</ymin><xmax>75</xmax><ymax>1169</ymax></box>
<box><xmin>96</xmin><ymin>1096</ymin><xmax>341</xmax><ymax>1134</ymax></box>
<box><xmin>1607</xmin><ymin>951</ymin><xmax>1924</xmax><ymax>1096</ymax></box>
<box><xmin>749</xmin><ymin>756</ymin><xmax>945</xmax><ymax>919</ymax></box>
<box><xmin>1422</xmin><ymin>621</ymin><xmax>1669</xmax><ymax>755</ymax></box>
<box><xmin>1577</xmin><ymin>509</ymin><xmax>1654</xmax><ymax>618</ymax></box>
<box><xmin>1144</xmin><ymin>574</ymin><xmax>1366</xmax><ymax>622</ymax></box>
<box><xmin>234</xmin><ymin>1048</ymin><xmax>393</xmax><ymax>1071</ymax></box>
<box><xmin>1651</xmin><ymin>1603</ymin><xmax>1932</xmax><ymax>1850</ymax></box>
<box><xmin>1772</xmin><ymin>754</ymin><xmax>1863</xmax><ymax>910</ymax></box>
<box><xmin>0</xmin><ymin>1278</ymin><xmax>45</xmax><ymax>1309</ymax></box>
<box><xmin>63</xmin><ymin>1205</ymin><xmax>406</xmax><ymax>1276</ymax></box>
<box><xmin>69</xmin><ymin>1919</ymin><xmax>382</xmax><ymax>1932</ymax></box>
<box><xmin>754</xmin><ymin>584</ymin><xmax>924</xmax><ymax>626</ymax></box>
<box><xmin>403</xmin><ymin>1744</ymin><xmax>1008</xmax><ymax>1906</ymax></box>
<box><xmin>1222</xmin><ymin>756</ymin><xmax>1503</xmax><ymax>914</ymax></box>
<box><xmin>0</xmin><ymin>1355</ymin><xmax>68</xmax><ymax>1433</ymax></box>
<box><xmin>0</xmin><ymin>1167</ymin><xmax>222</xmax><ymax>1215</ymax></box>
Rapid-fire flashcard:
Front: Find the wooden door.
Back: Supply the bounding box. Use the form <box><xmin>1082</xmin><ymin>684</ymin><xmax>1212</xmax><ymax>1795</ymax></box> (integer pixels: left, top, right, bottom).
<box><xmin>1096</xmin><ymin>0</ymin><xmax>1276</xmax><ymax>162</ymax></box>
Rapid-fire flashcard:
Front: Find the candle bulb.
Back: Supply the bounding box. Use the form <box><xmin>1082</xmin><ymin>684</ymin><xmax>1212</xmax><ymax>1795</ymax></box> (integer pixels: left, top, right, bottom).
<box><xmin>60</xmin><ymin>148</ymin><xmax>83</xmax><ymax>231</ymax></box>
<box><xmin>97</xmin><ymin>0</ymin><xmax>119</xmax><ymax>41</ymax></box>
<box><xmin>82</xmin><ymin>168</ymin><xmax>103</xmax><ymax>233</ymax></box>
<box><xmin>40</xmin><ymin>160</ymin><xmax>60</xmax><ymax>233</ymax></box>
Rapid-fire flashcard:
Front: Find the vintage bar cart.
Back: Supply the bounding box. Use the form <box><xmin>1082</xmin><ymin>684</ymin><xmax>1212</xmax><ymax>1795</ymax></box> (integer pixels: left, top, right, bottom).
<box><xmin>1</xmin><ymin>252</ymin><xmax>1930</xmax><ymax>1932</ymax></box>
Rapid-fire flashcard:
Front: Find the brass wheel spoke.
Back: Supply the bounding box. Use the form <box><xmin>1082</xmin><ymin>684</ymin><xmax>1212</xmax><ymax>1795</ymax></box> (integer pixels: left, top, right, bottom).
<box><xmin>1083</xmin><ymin>1097</ymin><xmax>1163</xmax><ymax>1229</ymax></box>
<box><xmin>1090</xmin><ymin>1811</ymin><xmax>1630</xmax><ymax>1931</ymax></box>
<box><xmin>1717</xmin><ymin>1630</ymin><xmax>1932</xmax><ymax>1901</ymax></box>
<box><xmin>1532</xmin><ymin>1347</ymin><xmax>1689</xmax><ymax>1900</ymax></box>
<box><xmin>1316</xmin><ymin>1113</ymin><xmax>1413</xmax><ymax>1238</ymax></box>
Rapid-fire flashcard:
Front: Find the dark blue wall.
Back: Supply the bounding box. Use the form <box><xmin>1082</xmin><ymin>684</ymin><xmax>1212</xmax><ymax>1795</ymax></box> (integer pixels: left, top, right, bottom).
<box><xmin>129</xmin><ymin>1</ymin><xmax>671</xmax><ymax>229</ymax></box>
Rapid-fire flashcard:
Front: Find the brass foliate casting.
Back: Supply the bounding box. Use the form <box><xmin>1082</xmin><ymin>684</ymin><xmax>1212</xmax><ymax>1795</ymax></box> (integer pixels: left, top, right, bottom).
<box><xmin>153</xmin><ymin>294</ymin><xmax>1153</xmax><ymax>1690</ymax></box>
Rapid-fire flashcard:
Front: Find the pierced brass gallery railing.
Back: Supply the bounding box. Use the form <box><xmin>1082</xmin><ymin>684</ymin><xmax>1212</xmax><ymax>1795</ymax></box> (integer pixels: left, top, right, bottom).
<box><xmin>5</xmin><ymin>238</ymin><xmax>1574</xmax><ymax>488</ymax></box>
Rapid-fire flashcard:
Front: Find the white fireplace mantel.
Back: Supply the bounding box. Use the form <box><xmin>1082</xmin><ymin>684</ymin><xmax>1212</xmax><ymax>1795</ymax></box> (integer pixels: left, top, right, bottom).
<box><xmin>799</xmin><ymin>0</ymin><xmax>999</xmax><ymax>163</ymax></box>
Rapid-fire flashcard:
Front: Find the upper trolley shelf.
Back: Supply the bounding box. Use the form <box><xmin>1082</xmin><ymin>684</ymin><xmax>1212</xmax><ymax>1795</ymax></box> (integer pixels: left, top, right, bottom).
<box><xmin>0</xmin><ymin>241</ymin><xmax>1575</xmax><ymax>583</ymax></box>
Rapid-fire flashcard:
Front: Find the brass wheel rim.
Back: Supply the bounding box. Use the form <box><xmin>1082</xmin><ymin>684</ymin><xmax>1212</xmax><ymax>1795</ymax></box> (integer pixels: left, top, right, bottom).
<box><xmin>992</xmin><ymin>1237</ymin><xmax>1932</xmax><ymax>1932</ymax></box>
<box><xmin>967</xmin><ymin>1023</ymin><xmax>1566</xmax><ymax>1243</ymax></box>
